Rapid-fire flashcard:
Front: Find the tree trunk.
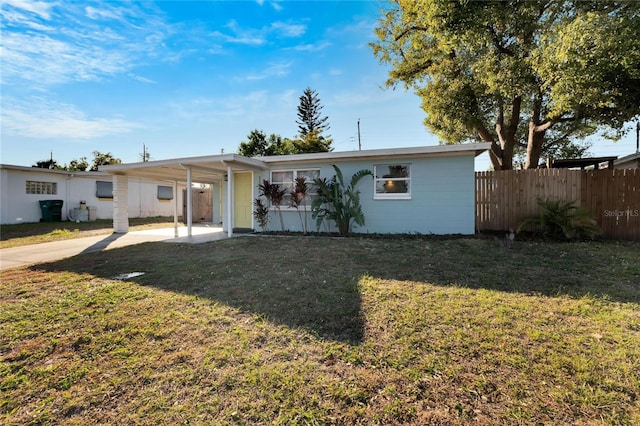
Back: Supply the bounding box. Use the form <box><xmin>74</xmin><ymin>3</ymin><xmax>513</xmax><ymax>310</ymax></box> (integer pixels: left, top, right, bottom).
<box><xmin>478</xmin><ymin>125</ymin><xmax>513</xmax><ymax>171</ymax></box>
<box><xmin>526</xmin><ymin>95</ymin><xmax>547</xmax><ymax>169</ymax></box>
<box><xmin>489</xmin><ymin>96</ymin><xmax>521</xmax><ymax>170</ymax></box>
<box><xmin>526</xmin><ymin>121</ymin><xmax>546</xmax><ymax>169</ymax></box>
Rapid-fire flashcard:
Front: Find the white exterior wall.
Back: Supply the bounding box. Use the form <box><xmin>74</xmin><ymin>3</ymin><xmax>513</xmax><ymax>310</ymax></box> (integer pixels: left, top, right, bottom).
<box><xmin>0</xmin><ymin>167</ymin><xmax>70</xmax><ymax>224</ymax></box>
<box><xmin>253</xmin><ymin>153</ymin><xmax>477</xmax><ymax>235</ymax></box>
<box><xmin>0</xmin><ymin>166</ymin><xmax>184</xmax><ymax>224</ymax></box>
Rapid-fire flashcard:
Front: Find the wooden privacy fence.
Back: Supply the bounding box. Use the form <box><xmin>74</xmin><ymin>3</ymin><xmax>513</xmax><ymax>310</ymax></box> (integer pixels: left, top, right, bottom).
<box><xmin>476</xmin><ymin>169</ymin><xmax>640</xmax><ymax>240</ymax></box>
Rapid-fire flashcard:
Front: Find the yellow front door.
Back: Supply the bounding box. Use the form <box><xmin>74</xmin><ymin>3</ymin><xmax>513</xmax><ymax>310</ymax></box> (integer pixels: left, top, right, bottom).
<box><xmin>234</xmin><ymin>172</ymin><xmax>253</xmax><ymax>229</ymax></box>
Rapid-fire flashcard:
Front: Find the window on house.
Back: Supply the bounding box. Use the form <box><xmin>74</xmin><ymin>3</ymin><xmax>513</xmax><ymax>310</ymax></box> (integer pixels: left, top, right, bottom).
<box><xmin>157</xmin><ymin>185</ymin><xmax>173</xmax><ymax>200</ymax></box>
<box><xmin>374</xmin><ymin>164</ymin><xmax>411</xmax><ymax>199</ymax></box>
<box><xmin>269</xmin><ymin>169</ymin><xmax>320</xmax><ymax>208</ymax></box>
<box><xmin>26</xmin><ymin>181</ymin><xmax>57</xmax><ymax>195</ymax></box>
<box><xmin>96</xmin><ymin>181</ymin><xmax>113</xmax><ymax>198</ymax></box>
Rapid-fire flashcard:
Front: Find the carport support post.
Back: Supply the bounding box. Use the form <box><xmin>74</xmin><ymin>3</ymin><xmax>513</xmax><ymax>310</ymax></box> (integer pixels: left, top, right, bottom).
<box><xmin>112</xmin><ymin>174</ymin><xmax>129</xmax><ymax>233</ymax></box>
<box><xmin>227</xmin><ymin>166</ymin><xmax>233</xmax><ymax>238</ymax></box>
<box><xmin>173</xmin><ymin>180</ymin><xmax>178</xmax><ymax>238</ymax></box>
<box><xmin>186</xmin><ymin>166</ymin><xmax>193</xmax><ymax>237</ymax></box>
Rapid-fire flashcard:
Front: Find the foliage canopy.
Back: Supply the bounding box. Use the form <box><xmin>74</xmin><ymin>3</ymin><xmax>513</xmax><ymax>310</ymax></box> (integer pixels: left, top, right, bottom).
<box><xmin>371</xmin><ymin>0</ymin><xmax>640</xmax><ymax>169</ymax></box>
<box><xmin>33</xmin><ymin>151</ymin><xmax>121</xmax><ymax>171</ymax></box>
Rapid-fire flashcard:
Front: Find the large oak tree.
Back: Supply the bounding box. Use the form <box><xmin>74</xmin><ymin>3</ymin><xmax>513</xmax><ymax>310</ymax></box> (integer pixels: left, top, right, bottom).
<box><xmin>371</xmin><ymin>0</ymin><xmax>640</xmax><ymax>169</ymax></box>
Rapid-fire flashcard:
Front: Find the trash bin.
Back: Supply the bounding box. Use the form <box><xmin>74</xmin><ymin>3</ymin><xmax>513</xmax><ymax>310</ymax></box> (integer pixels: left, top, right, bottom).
<box><xmin>39</xmin><ymin>200</ymin><xmax>64</xmax><ymax>222</ymax></box>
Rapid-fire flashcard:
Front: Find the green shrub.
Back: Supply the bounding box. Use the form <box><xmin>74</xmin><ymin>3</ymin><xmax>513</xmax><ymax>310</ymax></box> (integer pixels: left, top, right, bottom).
<box><xmin>518</xmin><ymin>198</ymin><xmax>600</xmax><ymax>240</ymax></box>
<box><xmin>311</xmin><ymin>165</ymin><xmax>372</xmax><ymax>236</ymax></box>
<box><xmin>253</xmin><ymin>198</ymin><xmax>270</xmax><ymax>231</ymax></box>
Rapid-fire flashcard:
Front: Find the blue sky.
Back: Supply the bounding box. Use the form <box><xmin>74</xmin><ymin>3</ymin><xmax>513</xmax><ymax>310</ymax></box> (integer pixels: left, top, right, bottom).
<box><xmin>1</xmin><ymin>0</ymin><xmax>638</xmax><ymax>170</ymax></box>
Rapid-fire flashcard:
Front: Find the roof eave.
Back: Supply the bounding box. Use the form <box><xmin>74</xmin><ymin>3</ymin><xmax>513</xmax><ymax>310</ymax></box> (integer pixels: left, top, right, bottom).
<box><xmin>258</xmin><ymin>143</ymin><xmax>491</xmax><ymax>165</ymax></box>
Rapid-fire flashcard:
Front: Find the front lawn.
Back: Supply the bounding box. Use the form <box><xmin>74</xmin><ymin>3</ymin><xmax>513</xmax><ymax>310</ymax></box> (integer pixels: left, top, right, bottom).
<box><xmin>1</xmin><ymin>236</ymin><xmax>638</xmax><ymax>424</ymax></box>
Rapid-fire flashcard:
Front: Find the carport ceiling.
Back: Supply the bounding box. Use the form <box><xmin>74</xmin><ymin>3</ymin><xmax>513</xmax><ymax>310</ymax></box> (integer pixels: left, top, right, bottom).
<box><xmin>99</xmin><ymin>154</ymin><xmax>268</xmax><ymax>184</ymax></box>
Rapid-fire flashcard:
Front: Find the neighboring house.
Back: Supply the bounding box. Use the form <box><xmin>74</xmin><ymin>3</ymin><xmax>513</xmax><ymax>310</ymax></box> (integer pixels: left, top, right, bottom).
<box><xmin>614</xmin><ymin>152</ymin><xmax>640</xmax><ymax>169</ymax></box>
<box><xmin>101</xmin><ymin>143</ymin><xmax>490</xmax><ymax>236</ymax></box>
<box><xmin>0</xmin><ymin>164</ymin><xmax>184</xmax><ymax>225</ymax></box>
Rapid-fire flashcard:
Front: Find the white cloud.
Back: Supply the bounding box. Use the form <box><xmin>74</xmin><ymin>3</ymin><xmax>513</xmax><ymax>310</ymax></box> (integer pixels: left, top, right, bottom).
<box><xmin>212</xmin><ymin>20</ymin><xmax>266</xmax><ymax>46</ymax></box>
<box><xmin>1</xmin><ymin>97</ymin><xmax>141</xmax><ymax>139</ymax></box>
<box><xmin>211</xmin><ymin>19</ymin><xmax>306</xmax><ymax>47</ymax></box>
<box><xmin>129</xmin><ymin>74</ymin><xmax>157</xmax><ymax>84</ymax></box>
<box><xmin>211</xmin><ymin>31</ymin><xmax>266</xmax><ymax>46</ymax></box>
<box><xmin>1</xmin><ymin>32</ymin><xmax>130</xmax><ymax>85</ymax></box>
<box><xmin>85</xmin><ymin>5</ymin><xmax>123</xmax><ymax>21</ymax></box>
<box><xmin>242</xmin><ymin>62</ymin><xmax>292</xmax><ymax>81</ymax></box>
<box><xmin>1</xmin><ymin>2</ymin><xmax>175</xmax><ymax>86</ymax></box>
<box><xmin>292</xmin><ymin>41</ymin><xmax>331</xmax><ymax>52</ymax></box>
<box><xmin>271</xmin><ymin>21</ymin><xmax>306</xmax><ymax>37</ymax></box>
<box><xmin>167</xmin><ymin>89</ymin><xmax>303</xmax><ymax>125</ymax></box>
<box><xmin>2</xmin><ymin>0</ymin><xmax>55</xmax><ymax>20</ymax></box>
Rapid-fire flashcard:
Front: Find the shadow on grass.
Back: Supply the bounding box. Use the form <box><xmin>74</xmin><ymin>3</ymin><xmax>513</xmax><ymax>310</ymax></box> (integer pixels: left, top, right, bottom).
<box><xmin>29</xmin><ymin>236</ymin><xmax>640</xmax><ymax>343</ymax></box>
<box><xmin>30</xmin><ymin>238</ymin><xmax>367</xmax><ymax>344</ymax></box>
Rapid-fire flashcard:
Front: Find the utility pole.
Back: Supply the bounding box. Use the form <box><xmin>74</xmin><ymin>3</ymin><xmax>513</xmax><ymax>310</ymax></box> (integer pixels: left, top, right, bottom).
<box><xmin>357</xmin><ymin>119</ymin><xmax>361</xmax><ymax>151</ymax></box>
<box><xmin>141</xmin><ymin>144</ymin><xmax>150</xmax><ymax>162</ymax></box>
<box><xmin>636</xmin><ymin>121</ymin><xmax>639</xmax><ymax>154</ymax></box>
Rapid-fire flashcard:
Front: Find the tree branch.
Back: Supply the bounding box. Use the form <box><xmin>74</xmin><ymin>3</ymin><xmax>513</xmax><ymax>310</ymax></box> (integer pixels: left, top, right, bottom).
<box><xmin>394</xmin><ymin>25</ymin><xmax>429</xmax><ymax>42</ymax></box>
<box><xmin>495</xmin><ymin>100</ymin><xmax>505</xmax><ymax>145</ymax></box>
<box><xmin>534</xmin><ymin>115</ymin><xmax>577</xmax><ymax>133</ymax></box>
<box><xmin>487</xmin><ymin>25</ymin><xmax>514</xmax><ymax>56</ymax></box>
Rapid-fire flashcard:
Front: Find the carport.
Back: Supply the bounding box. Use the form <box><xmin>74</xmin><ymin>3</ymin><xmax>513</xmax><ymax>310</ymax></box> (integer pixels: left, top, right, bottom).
<box><xmin>100</xmin><ymin>154</ymin><xmax>268</xmax><ymax>238</ymax></box>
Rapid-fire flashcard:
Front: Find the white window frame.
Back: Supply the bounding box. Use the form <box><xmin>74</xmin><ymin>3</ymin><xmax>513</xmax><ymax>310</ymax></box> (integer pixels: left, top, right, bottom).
<box><xmin>269</xmin><ymin>169</ymin><xmax>320</xmax><ymax>210</ymax></box>
<box><xmin>26</xmin><ymin>180</ymin><xmax>57</xmax><ymax>195</ymax></box>
<box><xmin>374</xmin><ymin>164</ymin><xmax>411</xmax><ymax>200</ymax></box>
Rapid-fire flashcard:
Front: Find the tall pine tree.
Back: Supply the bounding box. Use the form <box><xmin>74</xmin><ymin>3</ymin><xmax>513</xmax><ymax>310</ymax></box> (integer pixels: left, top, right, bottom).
<box><xmin>296</xmin><ymin>88</ymin><xmax>330</xmax><ymax>137</ymax></box>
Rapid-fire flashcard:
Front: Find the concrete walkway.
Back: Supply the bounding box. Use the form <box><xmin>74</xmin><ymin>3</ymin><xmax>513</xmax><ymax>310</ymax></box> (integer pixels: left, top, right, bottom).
<box><xmin>0</xmin><ymin>225</ymin><xmax>228</xmax><ymax>271</ymax></box>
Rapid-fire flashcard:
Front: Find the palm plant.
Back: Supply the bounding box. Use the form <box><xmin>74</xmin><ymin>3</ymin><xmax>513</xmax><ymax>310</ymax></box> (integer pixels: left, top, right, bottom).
<box><xmin>311</xmin><ymin>165</ymin><xmax>372</xmax><ymax>236</ymax></box>
<box><xmin>518</xmin><ymin>198</ymin><xmax>600</xmax><ymax>240</ymax></box>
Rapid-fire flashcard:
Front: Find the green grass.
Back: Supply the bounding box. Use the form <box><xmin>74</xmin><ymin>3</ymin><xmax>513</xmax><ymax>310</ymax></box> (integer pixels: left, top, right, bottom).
<box><xmin>0</xmin><ymin>217</ymin><xmax>180</xmax><ymax>248</ymax></box>
<box><xmin>1</xmin><ymin>236</ymin><xmax>639</xmax><ymax>424</ymax></box>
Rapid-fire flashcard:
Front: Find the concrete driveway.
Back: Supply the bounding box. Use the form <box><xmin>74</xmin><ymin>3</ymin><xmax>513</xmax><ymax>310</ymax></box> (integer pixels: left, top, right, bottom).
<box><xmin>0</xmin><ymin>225</ymin><xmax>228</xmax><ymax>271</ymax></box>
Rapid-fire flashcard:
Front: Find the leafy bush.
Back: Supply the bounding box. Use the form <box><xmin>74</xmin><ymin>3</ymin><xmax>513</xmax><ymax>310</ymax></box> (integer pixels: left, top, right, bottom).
<box><xmin>253</xmin><ymin>198</ymin><xmax>270</xmax><ymax>231</ymax></box>
<box><xmin>258</xmin><ymin>180</ymin><xmax>287</xmax><ymax>231</ymax></box>
<box><xmin>518</xmin><ymin>198</ymin><xmax>600</xmax><ymax>240</ymax></box>
<box><xmin>311</xmin><ymin>165</ymin><xmax>372</xmax><ymax>236</ymax></box>
<box><xmin>290</xmin><ymin>177</ymin><xmax>309</xmax><ymax>234</ymax></box>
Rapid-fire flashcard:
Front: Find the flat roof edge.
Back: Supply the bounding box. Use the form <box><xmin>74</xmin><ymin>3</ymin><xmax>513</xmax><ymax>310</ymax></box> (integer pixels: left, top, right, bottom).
<box><xmin>258</xmin><ymin>142</ymin><xmax>491</xmax><ymax>163</ymax></box>
<box><xmin>99</xmin><ymin>153</ymin><xmax>268</xmax><ymax>172</ymax></box>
